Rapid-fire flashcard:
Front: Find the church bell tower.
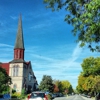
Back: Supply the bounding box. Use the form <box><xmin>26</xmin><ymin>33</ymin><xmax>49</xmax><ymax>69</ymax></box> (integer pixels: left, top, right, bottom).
<box><xmin>14</xmin><ymin>14</ymin><xmax>25</xmax><ymax>61</ymax></box>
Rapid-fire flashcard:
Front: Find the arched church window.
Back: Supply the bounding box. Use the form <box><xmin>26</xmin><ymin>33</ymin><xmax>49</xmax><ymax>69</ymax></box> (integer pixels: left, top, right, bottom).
<box><xmin>13</xmin><ymin>84</ymin><xmax>17</xmax><ymax>91</ymax></box>
<box><xmin>13</xmin><ymin>65</ymin><xmax>19</xmax><ymax>77</ymax></box>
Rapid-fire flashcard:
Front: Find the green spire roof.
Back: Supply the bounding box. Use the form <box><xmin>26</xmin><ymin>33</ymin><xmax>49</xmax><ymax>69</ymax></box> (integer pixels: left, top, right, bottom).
<box><xmin>14</xmin><ymin>14</ymin><xmax>24</xmax><ymax>49</ymax></box>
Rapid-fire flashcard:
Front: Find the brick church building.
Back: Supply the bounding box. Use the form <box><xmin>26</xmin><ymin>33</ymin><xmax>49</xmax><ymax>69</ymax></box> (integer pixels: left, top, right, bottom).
<box><xmin>1</xmin><ymin>15</ymin><xmax>38</xmax><ymax>93</ymax></box>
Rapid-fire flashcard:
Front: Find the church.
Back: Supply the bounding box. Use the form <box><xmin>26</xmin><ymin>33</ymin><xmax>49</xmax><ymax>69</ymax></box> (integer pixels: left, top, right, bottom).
<box><xmin>1</xmin><ymin>15</ymin><xmax>38</xmax><ymax>93</ymax></box>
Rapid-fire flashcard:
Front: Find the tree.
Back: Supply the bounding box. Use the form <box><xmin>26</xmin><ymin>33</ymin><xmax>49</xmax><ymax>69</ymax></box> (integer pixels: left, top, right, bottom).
<box><xmin>77</xmin><ymin>57</ymin><xmax>100</xmax><ymax>94</ymax></box>
<box><xmin>81</xmin><ymin>57</ymin><xmax>100</xmax><ymax>76</ymax></box>
<box><xmin>53</xmin><ymin>80</ymin><xmax>62</xmax><ymax>93</ymax></box>
<box><xmin>53</xmin><ymin>84</ymin><xmax>59</xmax><ymax>93</ymax></box>
<box><xmin>39</xmin><ymin>75</ymin><xmax>54</xmax><ymax>92</ymax></box>
<box><xmin>76</xmin><ymin>74</ymin><xmax>86</xmax><ymax>93</ymax></box>
<box><xmin>44</xmin><ymin>0</ymin><xmax>100</xmax><ymax>52</ymax></box>
<box><xmin>94</xmin><ymin>76</ymin><xmax>100</xmax><ymax>93</ymax></box>
<box><xmin>61</xmin><ymin>80</ymin><xmax>73</xmax><ymax>94</ymax></box>
<box><xmin>77</xmin><ymin>75</ymin><xmax>100</xmax><ymax>95</ymax></box>
<box><xmin>0</xmin><ymin>66</ymin><xmax>12</xmax><ymax>93</ymax></box>
<box><xmin>53</xmin><ymin>80</ymin><xmax>73</xmax><ymax>94</ymax></box>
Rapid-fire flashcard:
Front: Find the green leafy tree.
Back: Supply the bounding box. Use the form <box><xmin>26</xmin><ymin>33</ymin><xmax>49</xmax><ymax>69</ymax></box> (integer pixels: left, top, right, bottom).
<box><xmin>39</xmin><ymin>75</ymin><xmax>54</xmax><ymax>92</ymax></box>
<box><xmin>94</xmin><ymin>76</ymin><xmax>100</xmax><ymax>93</ymax></box>
<box><xmin>61</xmin><ymin>80</ymin><xmax>73</xmax><ymax>94</ymax></box>
<box><xmin>77</xmin><ymin>74</ymin><xmax>86</xmax><ymax>93</ymax></box>
<box><xmin>53</xmin><ymin>80</ymin><xmax>73</xmax><ymax>94</ymax></box>
<box><xmin>0</xmin><ymin>66</ymin><xmax>12</xmax><ymax>93</ymax></box>
<box><xmin>81</xmin><ymin>57</ymin><xmax>100</xmax><ymax>76</ymax></box>
<box><xmin>77</xmin><ymin>57</ymin><xmax>100</xmax><ymax>94</ymax></box>
<box><xmin>83</xmin><ymin>75</ymin><xmax>95</xmax><ymax>95</ymax></box>
<box><xmin>44</xmin><ymin>0</ymin><xmax>100</xmax><ymax>52</ymax></box>
<box><xmin>77</xmin><ymin>75</ymin><xmax>100</xmax><ymax>95</ymax></box>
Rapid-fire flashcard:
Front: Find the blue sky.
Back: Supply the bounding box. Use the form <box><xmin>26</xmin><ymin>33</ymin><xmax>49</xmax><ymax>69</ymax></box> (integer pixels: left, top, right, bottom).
<box><xmin>0</xmin><ymin>0</ymin><xmax>99</xmax><ymax>89</ymax></box>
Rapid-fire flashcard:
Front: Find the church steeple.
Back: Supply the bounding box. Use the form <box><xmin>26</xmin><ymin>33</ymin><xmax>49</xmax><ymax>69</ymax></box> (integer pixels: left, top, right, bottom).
<box><xmin>14</xmin><ymin>15</ymin><xmax>25</xmax><ymax>60</ymax></box>
<box><xmin>14</xmin><ymin>14</ymin><xmax>24</xmax><ymax>49</ymax></box>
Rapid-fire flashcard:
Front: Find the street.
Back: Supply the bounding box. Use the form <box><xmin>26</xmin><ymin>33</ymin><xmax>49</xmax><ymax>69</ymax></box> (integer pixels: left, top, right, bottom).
<box><xmin>53</xmin><ymin>94</ymin><xmax>94</xmax><ymax>100</ymax></box>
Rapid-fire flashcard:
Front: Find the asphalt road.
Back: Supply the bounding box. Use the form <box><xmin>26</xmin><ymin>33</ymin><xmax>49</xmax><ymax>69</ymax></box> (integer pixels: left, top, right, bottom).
<box><xmin>53</xmin><ymin>94</ymin><xmax>94</xmax><ymax>100</ymax></box>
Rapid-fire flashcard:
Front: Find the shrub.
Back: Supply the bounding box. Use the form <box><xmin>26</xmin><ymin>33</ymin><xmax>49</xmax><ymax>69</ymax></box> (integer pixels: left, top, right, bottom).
<box><xmin>20</xmin><ymin>88</ymin><xmax>27</xmax><ymax>99</ymax></box>
<box><xmin>11</xmin><ymin>92</ymin><xmax>21</xmax><ymax>98</ymax></box>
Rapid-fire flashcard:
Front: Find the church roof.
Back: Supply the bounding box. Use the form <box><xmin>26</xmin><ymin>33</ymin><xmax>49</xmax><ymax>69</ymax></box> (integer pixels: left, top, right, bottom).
<box><xmin>9</xmin><ymin>59</ymin><xmax>26</xmax><ymax>63</ymax></box>
<box><xmin>14</xmin><ymin>14</ymin><xmax>24</xmax><ymax>49</ymax></box>
<box><xmin>9</xmin><ymin>59</ymin><xmax>31</xmax><ymax>65</ymax></box>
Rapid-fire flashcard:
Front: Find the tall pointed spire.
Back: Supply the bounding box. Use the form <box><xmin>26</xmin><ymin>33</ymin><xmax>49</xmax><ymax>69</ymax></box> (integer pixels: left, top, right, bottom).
<box><xmin>14</xmin><ymin>14</ymin><xmax>24</xmax><ymax>49</ymax></box>
<box><xmin>13</xmin><ymin>14</ymin><xmax>25</xmax><ymax>61</ymax></box>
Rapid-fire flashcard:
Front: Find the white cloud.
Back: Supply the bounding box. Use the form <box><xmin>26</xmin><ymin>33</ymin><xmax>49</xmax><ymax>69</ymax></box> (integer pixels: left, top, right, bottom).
<box><xmin>25</xmin><ymin>43</ymin><xmax>94</xmax><ymax>88</ymax></box>
<box><xmin>10</xmin><ymin>16</ymin><xmax>17</xmax><ymax>20</ymax></box>
<box><xmin>0</xmin><ymin>43</ymin><xmax>13</xmax><ymax>47</ymax></box>
<box><xmin>71</xmin><ymin>43</ymin><xmax>82</xmax><ymax>61</ymax></box>
<box><xmin>30</xmin><ymin>43</ymin><xmax>83</xmax><ymax>88</ymax></box>
<box><xmin>30</xmin><ymin>24</ymin><xmax>46</xmax><ymax>29</ymax></box>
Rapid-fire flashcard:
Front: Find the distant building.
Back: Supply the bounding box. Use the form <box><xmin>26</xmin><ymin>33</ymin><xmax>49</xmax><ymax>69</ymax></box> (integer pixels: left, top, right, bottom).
<box><xmin>1</xmin><ymin>15</ymin><xmax>38</xmax><ymax>93</ymax></box>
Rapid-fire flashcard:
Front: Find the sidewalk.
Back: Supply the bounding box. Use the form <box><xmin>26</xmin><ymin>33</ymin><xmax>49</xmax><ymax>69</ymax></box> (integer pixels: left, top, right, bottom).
<box><xmin>82</xmin><ymin>96</ymin><xmax>95</xmax><ymax>100</ymax></box>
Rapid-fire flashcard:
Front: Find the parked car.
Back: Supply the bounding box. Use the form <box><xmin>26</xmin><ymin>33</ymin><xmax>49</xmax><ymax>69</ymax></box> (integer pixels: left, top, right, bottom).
<box><xmin>44</xmin><ymin>92</ymin><xmax>54</xmax><ymax>100</ymax></box>
<box><xmin>27</xmin><ymin>91</ymin><xmax>48</xmax><ymax>100</ymax></box>
<box><xmin>51</xmin><ymin>94</ymin><xmax>56</xmax><ymax>98</ymax></box>
<box><xmin>52</xmin><ymin>93</ymin><xmax>63</xmax><ymax>97</ymax></box>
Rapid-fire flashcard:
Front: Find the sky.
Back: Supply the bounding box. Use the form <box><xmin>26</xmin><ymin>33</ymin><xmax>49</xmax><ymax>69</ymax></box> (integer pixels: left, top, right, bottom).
<box><xmin>0</xmin><ymin>0</ymin><xmax>99</xmax><ymax>89</ymax></box>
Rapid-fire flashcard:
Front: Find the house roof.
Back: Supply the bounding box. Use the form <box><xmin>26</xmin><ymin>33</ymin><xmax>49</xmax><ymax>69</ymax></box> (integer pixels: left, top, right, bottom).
<box><xmin>0</xmin><ymin>63</ymin><xmax>9</xmax><ymax>75</ymax></box>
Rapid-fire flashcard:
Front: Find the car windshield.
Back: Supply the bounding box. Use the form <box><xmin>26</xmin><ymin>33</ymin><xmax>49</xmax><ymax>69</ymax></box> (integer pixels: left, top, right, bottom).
<box><xmin>30</xmin><ymin>93</ymin><xmax>45</xmax><ymax>98</ymax></box>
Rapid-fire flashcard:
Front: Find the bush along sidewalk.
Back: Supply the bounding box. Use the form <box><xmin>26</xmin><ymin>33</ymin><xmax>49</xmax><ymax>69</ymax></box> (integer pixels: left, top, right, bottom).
<box><xmin>11</xmin><ymin>89</ymin><xmax>28</xmax><ymax>100</ymax></box>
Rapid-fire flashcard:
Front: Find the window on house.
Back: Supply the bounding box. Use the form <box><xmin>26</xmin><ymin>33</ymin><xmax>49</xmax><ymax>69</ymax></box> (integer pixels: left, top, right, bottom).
<box><xmin>29</xmin><ymin>73</ymin><xmax>32</xmax><ymax>81</ymax></box>
<box><xmin>13</xmin><ymin>65</ymin><xmax>19</xmax><ymax>77</ymax></box>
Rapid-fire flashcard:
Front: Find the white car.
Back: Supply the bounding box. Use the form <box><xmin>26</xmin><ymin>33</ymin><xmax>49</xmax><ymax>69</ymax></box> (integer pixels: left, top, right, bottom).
<box><xmin>28</xmin><ymin>91</ymin><xmax>48</xmax><ymax>100</ymax></box>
